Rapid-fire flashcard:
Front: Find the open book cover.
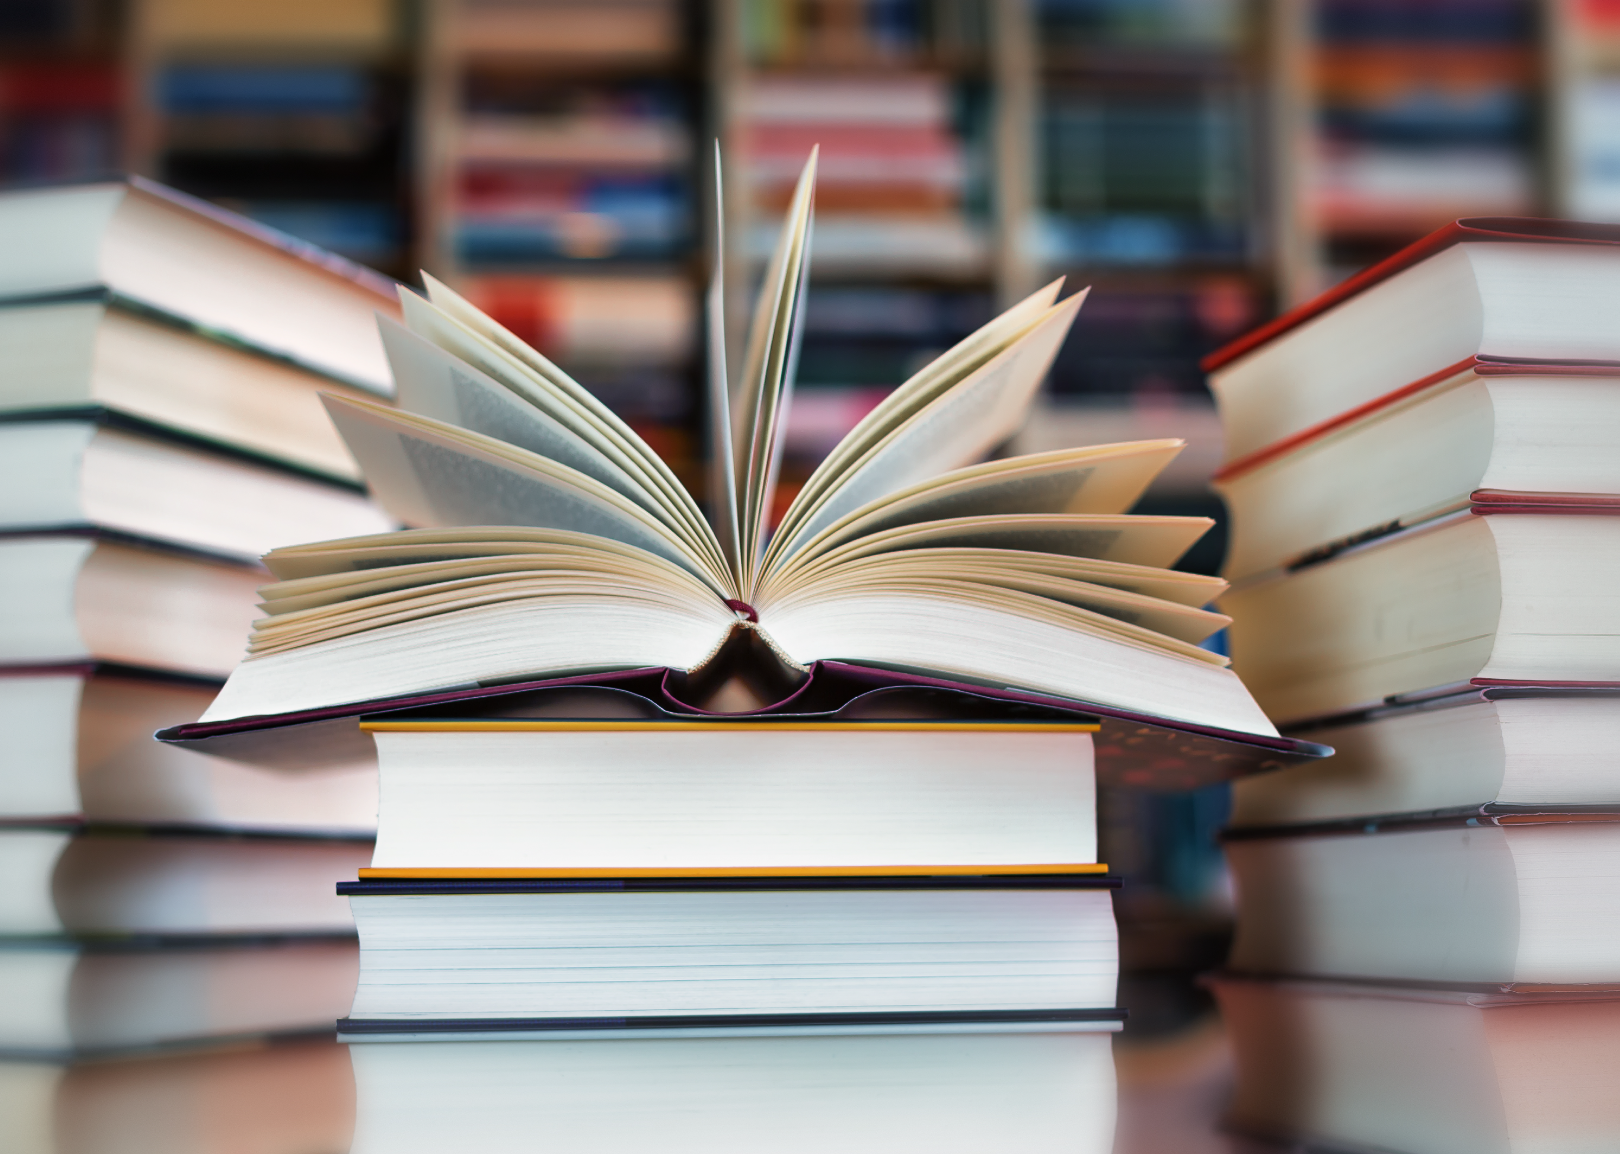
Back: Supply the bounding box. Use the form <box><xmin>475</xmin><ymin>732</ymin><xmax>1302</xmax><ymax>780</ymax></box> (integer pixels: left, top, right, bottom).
<box><xmin>164</xmin><ymin>152</ymin><xmax>1301</xmax><ymax>759</ymax></box>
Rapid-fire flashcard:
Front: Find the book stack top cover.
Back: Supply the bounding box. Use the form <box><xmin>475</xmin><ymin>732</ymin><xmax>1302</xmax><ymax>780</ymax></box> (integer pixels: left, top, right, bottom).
<box><xmin>158</xmin><ymin>150</ymin><xmax>1325</xmax><ymax>787</ymax></box>
<box><xmin>1201</xmin><ymin>217</ymin><xmax>1620</xmax><ymax>1154</ymax></box>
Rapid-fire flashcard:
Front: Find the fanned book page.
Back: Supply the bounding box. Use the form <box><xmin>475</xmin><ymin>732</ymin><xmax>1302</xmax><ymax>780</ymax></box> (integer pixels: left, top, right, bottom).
<box><xmin>198</xmin><ymin>154</ymin><xmax>1277</xmax><ymax>738</ymax></box>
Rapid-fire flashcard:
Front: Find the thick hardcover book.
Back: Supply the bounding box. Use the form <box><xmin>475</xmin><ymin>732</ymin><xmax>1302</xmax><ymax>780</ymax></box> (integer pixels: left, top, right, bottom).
<box><xmin>1213</xmin><ymin>358</ymin><xmax>1620</xmax><ymax>582</ymax></box>
<box><xmin>338</xmin><ymin>874</ymin><xmax>1124</xmax><ymax>1040</ymax></box>
<box><xmin>1211</xmin><ymin>972</ymin><xmax>1620</xmax><ymax>1154</ymax></box>
<box><xmin>1222</xmin><ymin>810</ymin><xmax>1620</xmax><ymax>986</ymax></box>
<box><xmin>357</xmin><ymin>717</ymin><xmax>1106</xmax><ymax>875</ymax></box>
<box><xmin>0</xmin><ymin>178</ymin><xmax>400</xmax><ymax>393</ymax></box>
<box><xmin>1204</xmin><ymin>218</ymin><xmax>1620</xmax><ymax>466</ymax></box>
<box><xmin>1234</xmin><ymin>685</ymin><xmax>1620</xmax><ymax>829</ymax></box>
<box><xmin>1204</xmin><ymin>218</ymin><xmax>1620</xmax><ymax>373</ymax></box>
<box><xmin>1223</xmin><ymin>506</ymin><xmax>1620</xmax><ymax>726</ymax></box>
<box><xmin>0</xmin><ymin>662</ymin><xmax>376</xmax><ymax>833</ymax></box>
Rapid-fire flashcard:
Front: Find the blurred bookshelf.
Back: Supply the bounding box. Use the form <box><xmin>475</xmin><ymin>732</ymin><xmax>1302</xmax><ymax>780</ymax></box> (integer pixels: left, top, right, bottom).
<box><xmin>0</xmin><ymin>0</ymin><xmax>123</xmax><ymax>185</ymax></box>
<box><xmin>123</xmin><ymin>0</ymin><xmax>414</xmax><ymax>278</ymax></box>
<box><xmin>1550</xmin><ymin>0</ymin><xmax>1620</xmax><ymax>221</ymax></box>
<box><xmin>714</xmin><ymin>0</ymin><xmax>1007</xmax><ymax>521</ymax></box>
<box><xmin>414</xmin><ymin>0</ymin><xmax>706</xmax><ymax>487</ymax></box>
<box><xmin>1269</xmin><ymin>0</ymin><xmax>1547</xmax><ymax>305</ymax></box>
<box><xmin>1017</xmin><ymin>0</ymin><xmax>1265</xmax><ymax>537</ymax></box>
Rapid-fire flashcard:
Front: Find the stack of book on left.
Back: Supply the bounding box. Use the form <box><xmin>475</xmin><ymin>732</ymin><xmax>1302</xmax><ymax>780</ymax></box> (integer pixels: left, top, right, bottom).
<box><xmin>0</xmin><ymin>179</ymin><xmax>397</xmax><ymax>1153</ymax></box>
<box><xmin>1205</xmin><ymin>218</ymin><xmax>1620</xmax><ymax>1154</ymax></box>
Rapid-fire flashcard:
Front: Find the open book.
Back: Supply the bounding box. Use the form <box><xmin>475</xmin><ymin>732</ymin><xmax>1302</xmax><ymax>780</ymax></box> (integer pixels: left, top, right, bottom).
<box><xmin>195</xmin><ymin>154</ymin><xmax>1277</xmax><ymax>739</ymax></box>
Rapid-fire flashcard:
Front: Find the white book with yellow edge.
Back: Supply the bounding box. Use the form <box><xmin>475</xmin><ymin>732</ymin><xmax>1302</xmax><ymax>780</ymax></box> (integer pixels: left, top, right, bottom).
<box><xmin>191</xmin><ymin>152</ymin><xmax>1275</xmax><ymax>739</ymax></box>
<box><xmin>359</xmin><ymin>719</ymin><xmax>1103</xmax><ymax>877</ymax></box>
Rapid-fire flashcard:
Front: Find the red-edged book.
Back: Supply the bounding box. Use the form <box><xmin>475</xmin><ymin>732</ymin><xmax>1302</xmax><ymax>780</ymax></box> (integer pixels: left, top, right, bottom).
<box><xmin>1205</xmin><ymin>218</ymin><xmax>1620</xmax><ymax>469</ymax></box>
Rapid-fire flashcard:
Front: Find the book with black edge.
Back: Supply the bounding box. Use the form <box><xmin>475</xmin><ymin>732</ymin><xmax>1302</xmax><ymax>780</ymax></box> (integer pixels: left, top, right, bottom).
<box><xmin>1221</xmin><ymin>809</ymin><xmax>1620</xmax><ymax>986</ymax></box>
<box><xmin>0</xmin><ymin>530</ymin><xmax>268</xmax><ymax>681</ymax></box>
<box><xmin>1232</xmin><ymin>686</ymin><xmax>1620</xmax><ymax>830</ymax></box>
<box><xmin>0</xmin><ymin>825</ymin><xmax>370</xmax><ymax>936</ymax></box>
<box><xmin>4</xmin><ymin>1037</ymin><xmax>357</xmax><ymax>1154</ymax></box>
<box><xmin>1222</xmin><ymin>506</ymin><xmax>1620</xmax><ymax>726</ymax></box>
<box><xmin>0</xmin><ymin>292</ymin><xmax>389</xmax><ymax>484</ymax></box>
<box><xmin>1205</xmin><ymin>217</ymin><xmax>1620</xmax><ymax>467</ymax></box>
<box><xmin>0</xmin><ymin>414</ymin><xmax>393</xmax><ymax>566</ymax></box>
<box><xmin>159</xmin><ymin>151</ymin><xmax>1322</xmax><ymax>780</ymax></box>
<box><xmin>345</xmin><ymin>1031</ymin><xmax>1119</xmax><ymax>1154</ymax></box>
<box><xmin>0</xmin><ymin>663</ymin><xmax>376</xmax><ymax>834</ymax></box>
<box><xmin>336</xmin><ymin>874</ymin><xmax>1124</xmax><ymax>1040</ymax></box>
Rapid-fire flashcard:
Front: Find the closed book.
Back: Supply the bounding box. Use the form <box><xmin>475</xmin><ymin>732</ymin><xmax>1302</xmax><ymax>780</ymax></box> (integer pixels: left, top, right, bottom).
<box><xmin>1224</xmin><ymin>813</ymin><xmax>1620</xmax><ymax>985</ymax></box>
<box><xmin>337</xmin><ymin>875</ymin><xmax>1121</xmax><ymax>1038</ymax></box>
<box><xmin>0</xmin><ymin>828</ymin><xmax>368</xmax><ymax>937</ymax></box>
<box><xmin>0</xmin><ymin>296</ymin><xmax>383</xmax><ymax>483</ymax></box>
<box><xmin>1231</xmin><ymin>689</ymin><xmax>1620</xmax><ymax>829</ymax></box>
<box><xmin>359</xmin><ymin>719</ymin><xmax>1099</xmax><ymax>875</ymax></box>
<box><xmin>1222</xmin><ymin>509</ymin><xmax>1620</xmax><ymax>726</ymax></box>
<box><xmin>4</xmin><ymin>1039</ymin><xmax>355</xmax><ymax>1154</ymax></box>
<box><xmin>0</xmin><ymin>534</ymin><xmax>264</xmax><ymax>682</ymax></box>
<box><xmin>1204</xmin><ymin>218</ymin><xmax>1620</xmax><ymax>467</ymax></box>
<box><xmin>1212</xmin><ymin>973</ymin><xmax>1620</xmax><ymax>1154</ymax></box>
<box><xmin>348</xmin><ymin>1031</ymin><xmax>1116</xmax><ymax>1154</ymax></box>
<box><xmin>0</xmin><ymin>417</ymin><xmax>391</xmax><ymax>565</ymax></box>
<box><xmin>1214</xmin><ymin>361</ymin><xmax>1620</xmax><ymax>582</ymax></box>
<box><xmin>0</xmin><ymin>179</ymin><xmax>399</xmax><ymax>393</ymax></box>
<box><xmin>0</xmin><ymin>667</ymin><xmax>376</xmax><ymax>835</ymax></box>
<box><xmin>0</xmin><ymin>938</ymin><xmax>357</xmax><ymax>1057</ymax></box>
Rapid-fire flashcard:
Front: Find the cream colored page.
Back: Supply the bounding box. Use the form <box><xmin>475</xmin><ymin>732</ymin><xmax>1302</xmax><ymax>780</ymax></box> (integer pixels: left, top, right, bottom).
<box><xmin>771</xmin><ymin>294</ymin><xmax>1085</xmax><ymax>564</ymax></box>
<box><xmin>419</xmin><ymin>274</ymin><xmax>656</xmax><ymax>454</ymax></box>
<box><xmin>264</xmin><ymin>525</ymin><xmax>632</xmax><ymax>575</ymax></box>
<box><xmin>321</xmin><ymin>396</ymin><xmax>709</xmax><ymax>578</ymax></box>
<box><xmin>705</xmin><ymin>148</ymin><xmax>740</xmax><ymax>573</ymax></box>
<box><xmin>379</xmin><ymin>317</ymin><xmax>664</xmax><ymax>516</ymax></box>
<box><xmin>786</xmin><ymin>514</ymin><xmax>1212</xmax><ymax>576</ymax></box>
<box><xmin>734</xmin><ymin>152</ymin><xmax>816</xmax><ymax>581</ymax></box>
<box><xmin>781</xmin><ymin>280</ymin><xmax>1066</xmax><ymax>537</ymax></box>
<box><xmin>400</xmin><ymin>288</ymin><xmax>720</xmax><ymax>568</ymax></box>
<box><xmin>201</xmin><ymin>595</ymin><xmax>733</xmax><ymax>723</ymax></box>
<box><xmin>252</xmin><ymin>571</ymin><xmax>706</xmax><ymax>657</ymax></box>
<box><xmin>786</xmin><ymin>545</ymin><xmax>1223</xmax><ymax>606</ymax></box>
<box><xmin>795</xmin><ymin>555</ymin><xmax>1227</xmax><ymax>646</ymax></box>
<box><xmin>756</xmin><ymin>588</ymin><xmax>1274</xmax><ymax>736</ymax></box>
<box><xmin>771</xmin><ymin>441</ymin><xmax>1181</xmax><ymax>582</ymax></box>
<box><xmin>261</xmin><ymin>545</ymin><xmax>713</xmax><ymax>620</ymax></box>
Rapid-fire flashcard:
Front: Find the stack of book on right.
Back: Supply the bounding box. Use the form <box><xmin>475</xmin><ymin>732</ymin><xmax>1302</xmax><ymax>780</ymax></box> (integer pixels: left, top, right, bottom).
<box><xmin>1205</xmin><ymin>218</ymin><xmax>1620</xmax><ymax>1154</ymax></box>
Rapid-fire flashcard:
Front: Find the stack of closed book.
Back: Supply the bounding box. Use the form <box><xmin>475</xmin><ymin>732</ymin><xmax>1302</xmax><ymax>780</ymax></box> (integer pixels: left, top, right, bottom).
<box><xmin>1206</xmin><ymin>218</ymin><xmax>1620</xmax><ymax>1154</ymax></box>
<box><xmin>165</xmin><ymin>155</ymin><xmax>1320</xmax><ymax>1150</ymax></box>
<box><xmin>339</xmin><ymin>715</ymin><xmax>1123</xmax><ymax>1153</ymax></box>
<box><xmin>0</xmin><ymin>178</ymin><xmax>398</xmax><ymax>1152</ymax></box>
